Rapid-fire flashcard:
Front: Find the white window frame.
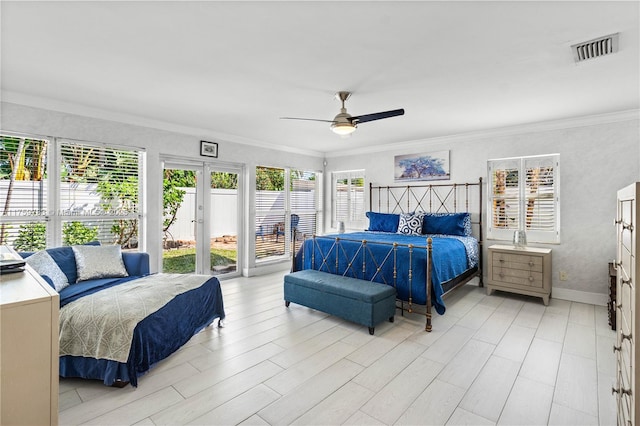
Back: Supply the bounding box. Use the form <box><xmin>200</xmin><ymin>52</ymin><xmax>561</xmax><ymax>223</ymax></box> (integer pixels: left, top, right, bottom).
<box><xmin>487</xmin><ymin>154</ymin><xmax>560</xmax><ymax>244</ymax></box>
<box><xmin>0</xmin><ymin>133</ymin><xmax>146</xmax><ymax>251</ymax></box>
<box><xmin>255</xmin><ymin>166</ymin><xmax>322</xmax><ymax>262</ymax></box>
<box><xmin>332</xmin><ymin>169</ymin><xmax>366</xmax><ymax>230</ymax></box>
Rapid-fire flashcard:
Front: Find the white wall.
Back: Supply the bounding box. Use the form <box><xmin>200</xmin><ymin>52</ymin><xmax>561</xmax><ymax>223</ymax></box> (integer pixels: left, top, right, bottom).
<box><xmin>1</xmin><ymin>102</ymin><xmax>324</xmax><ymax>274</ymax></box>
<box><xmin>324</xmin><ymin>112</ymin><xmax>640</xmax><ymax>303</ymax></box>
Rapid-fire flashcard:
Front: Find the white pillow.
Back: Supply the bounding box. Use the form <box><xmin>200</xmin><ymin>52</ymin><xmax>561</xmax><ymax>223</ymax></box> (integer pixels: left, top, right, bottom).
<box><xmin>397</xmin><ymin>213</ymin><xmax>424</xmax><ymax>236</ymax></box>
<box><xmin>72</xmin><ymin>245</ymin><xmax>128</xmax><ymax>282</ymax></box>
<box><xmin>26</xmin><ymin>250</ymin><xmax>70</xmax><ymax>292</ymax></box>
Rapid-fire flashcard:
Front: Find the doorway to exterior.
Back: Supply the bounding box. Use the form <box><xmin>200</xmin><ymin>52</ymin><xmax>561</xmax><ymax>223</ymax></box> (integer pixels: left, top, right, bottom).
<box><xmin>162</xmin><ymin>161</ymin><xmax>241</xmax><ymax>277</ymax></box>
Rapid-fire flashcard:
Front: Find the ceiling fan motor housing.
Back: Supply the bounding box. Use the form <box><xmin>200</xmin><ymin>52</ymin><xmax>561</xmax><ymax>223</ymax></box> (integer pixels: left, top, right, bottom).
<box><xmin>331</xmin><ymin>111</ymin><xmax>357</xmax><ymax>135</ymax></box>
<box><xmin>333</xmin><ymin>111</ymin><xmax>353</xmax><ymax>125</ymax></box>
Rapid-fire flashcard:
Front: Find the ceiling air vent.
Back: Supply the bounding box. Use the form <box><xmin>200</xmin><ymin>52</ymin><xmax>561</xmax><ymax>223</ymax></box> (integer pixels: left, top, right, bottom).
<box><xmin>572</xmin><ymin>33</ymin><xmax>619</xmax><ymax>63</ymax></box>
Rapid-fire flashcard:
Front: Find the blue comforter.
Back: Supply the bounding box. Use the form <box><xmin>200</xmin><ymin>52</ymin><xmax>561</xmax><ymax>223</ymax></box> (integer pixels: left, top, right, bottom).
<box><xmin>58</xmin><ymin>274</ymin><xmax>225</xmax><ymax>386</ymax></box>
<box><xmin>295</xmin><ymin>232</ymin><xmax>477</xmax><ymax>315</ymax></box>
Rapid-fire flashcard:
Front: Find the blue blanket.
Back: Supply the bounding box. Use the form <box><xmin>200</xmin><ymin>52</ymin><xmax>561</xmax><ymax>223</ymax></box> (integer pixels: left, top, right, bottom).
<box><xmin>295</xmin><ymin>232</ymin><xmax>476</xmax><ymax>315</ymax></box>
<box><xmin>58</xmin><ymin>274</ymin><xmax>225</xmax><ymax>386</ymax></box>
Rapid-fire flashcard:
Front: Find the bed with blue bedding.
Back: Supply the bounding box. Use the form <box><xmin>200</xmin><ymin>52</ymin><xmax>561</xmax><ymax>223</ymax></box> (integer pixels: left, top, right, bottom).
<box><xmin>292</xmin><ymin>179</ymin><xmax>483</xmax><ymax>331</ymax></box>
<box><xmin>58</xmin><ymin>273</ymin><xmax>224</xmax><ymax>387</ymax></box>
<box><xmin>22</xmin><ymin>245</ymin><xmax>225</xmax><ymax>387</ymax></box>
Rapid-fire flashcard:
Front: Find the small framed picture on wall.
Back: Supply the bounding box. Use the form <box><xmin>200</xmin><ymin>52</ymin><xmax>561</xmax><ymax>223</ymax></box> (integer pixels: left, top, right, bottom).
<box><xmin>200</xmin><ymin>140</ymin><xmax>218</xmax><ymax>158</ymax></box>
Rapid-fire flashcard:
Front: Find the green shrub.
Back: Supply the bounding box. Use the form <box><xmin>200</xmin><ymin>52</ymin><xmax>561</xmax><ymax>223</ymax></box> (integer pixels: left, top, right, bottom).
<box><xmin>13</xmin><ymin>222</ymin><xmax>46</xmax><ymax>252</ymax></box>
<box><xmin>63</xmin><ymin>221</ymin><xmax>98</xmax><ymax>246</ymax></box>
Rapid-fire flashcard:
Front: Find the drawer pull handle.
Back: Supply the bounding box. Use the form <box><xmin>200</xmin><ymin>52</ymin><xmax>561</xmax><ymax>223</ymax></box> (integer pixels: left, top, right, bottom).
<box><xmin>623</xmin><ymin>223</ymin><xmax>634</xmax><ymax>231</ymax></box>
<box><xmin>613</xmin><ymin>345</ymin><xmax>621</xmax><ymax>352</ymax></box>
<box><xmin>499</xmin><ymin>273</ymin><xmax>504</xmax><ymax>278</ymax></box>
<box><xmin>499</xmin><ymin>259</ymin><xmax>504</xmax><ymax>263</ymax></box>
<box><xmin>621</xmin><ymin>332</ymin><xmax>632</xmax><ymax>342</ymax></box>
<box><xmin>528</xmin><ymin>276</ymin><xmax>534</xmax><ymax>282</ymax></box>
<box><xmin>615</xmin><ymin>219</ymin><xmax>622</xmax><ymax>225</ymax></box>
<box><xmin>622</xmin><ymin>278</ymin><xmax>632</xmax><ymax>286</ymax></box>
<box><xmin>528</xmin><ymin>261</ymin><xmax>534</xmax><ymax>267</ymax></box>
<box><xmin>617</xmin><ymin>303</ymin><xmax>623</xmax><ymax>310</ymax></box>
<box><xmin>612</xmin><ymin>387</ymin><xmax>632</xmax><ymax>396</ymax></box>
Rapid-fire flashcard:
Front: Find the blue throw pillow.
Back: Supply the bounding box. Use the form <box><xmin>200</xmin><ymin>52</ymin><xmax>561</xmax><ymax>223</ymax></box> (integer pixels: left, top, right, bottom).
<box><xmin>366</xmin><ymin>212</ymin><xmax>400</xmax><ymax>233</ymax></box>
<box><xmin>422</xmin><ymin>213</ymin><xmax>471</xmax><ymax>236</ymax></box>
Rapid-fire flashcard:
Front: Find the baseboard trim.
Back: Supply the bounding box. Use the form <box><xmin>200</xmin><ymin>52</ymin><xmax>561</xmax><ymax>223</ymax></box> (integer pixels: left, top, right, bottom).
<box><xmin>245</xmin><ymin>261</ymin><xmax>290</xmax><ymax>277</ymax></box>
<box><xmin>552</xmin><ymin>287</ymin><xmax>608</xmax><ymax>306</ymax></box>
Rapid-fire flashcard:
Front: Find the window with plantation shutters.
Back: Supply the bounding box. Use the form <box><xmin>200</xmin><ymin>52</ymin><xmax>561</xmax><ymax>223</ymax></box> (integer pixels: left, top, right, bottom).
<box><xmin>332</xmin><ymin>170</ymin><xmax>366</xmax><ymax>230</ymax></box>
<box><xmin>488</xmin><ymin>154</ymin><xmax>560</xmax><ymax>244</ymax></box>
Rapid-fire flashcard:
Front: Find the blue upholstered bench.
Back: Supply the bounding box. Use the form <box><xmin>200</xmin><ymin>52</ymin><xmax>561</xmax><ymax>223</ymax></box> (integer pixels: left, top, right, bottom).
<box><xmin>284</xmin><ymin>269</ymin><xmax>396</xmax><ymax>335</ymax></box>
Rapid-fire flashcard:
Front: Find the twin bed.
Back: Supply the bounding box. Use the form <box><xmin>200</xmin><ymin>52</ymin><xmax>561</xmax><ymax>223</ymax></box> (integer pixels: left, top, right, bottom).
<box><xmin>58</xmin><ymin>272</ymin><xmax>225</xmax><ymax>387</ymax></box>
<box><xmin>293</xmin><ymin>178</ymin><xmax>483</xmax><ymax>331</ymax></box>
<box><xmin>22</xmin><ymin>245</ymin><xmax>225</xmax><ymax>387</ymax></box>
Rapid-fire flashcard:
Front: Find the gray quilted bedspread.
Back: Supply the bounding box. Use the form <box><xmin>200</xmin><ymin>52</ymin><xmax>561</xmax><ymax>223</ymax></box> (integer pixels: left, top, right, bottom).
<box><xmin>59</xmin><ymin>274</ymin><xmax>213</xmax><ymax>362</ymax></box>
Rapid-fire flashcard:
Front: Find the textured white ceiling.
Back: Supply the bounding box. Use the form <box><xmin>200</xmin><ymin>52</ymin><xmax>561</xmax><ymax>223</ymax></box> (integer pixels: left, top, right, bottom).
<box><xmin>1</xmin><ymin>1</ymin><xmax>638</xmax><ymax>155</ymax></box>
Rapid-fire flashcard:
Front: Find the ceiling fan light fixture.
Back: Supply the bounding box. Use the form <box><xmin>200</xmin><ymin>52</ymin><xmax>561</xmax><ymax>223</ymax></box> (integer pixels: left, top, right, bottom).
<box><xmin>281</xmin><ymin>90</ymin><xmax>403</xmax><ymax>136</ymax></box>
<box><xmin>331</xmin><ymin>121</ymin><xmax>356</xmax><ymax>135</ymax></box>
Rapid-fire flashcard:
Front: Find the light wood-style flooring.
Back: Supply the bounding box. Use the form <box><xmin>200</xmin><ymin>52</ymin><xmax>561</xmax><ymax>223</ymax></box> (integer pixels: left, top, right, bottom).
<box><xmin>59</xmin><ymin>270</ymin><xmax>617</xmax><ymax>425</ymax></box>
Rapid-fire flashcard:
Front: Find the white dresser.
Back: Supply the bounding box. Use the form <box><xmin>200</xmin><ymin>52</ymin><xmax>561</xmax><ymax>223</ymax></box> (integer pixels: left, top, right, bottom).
<box><xmin>0</xmin><ymin>246</ymin><xmax>59</xmax><ymax>425</ymax></box>
<box><xmin>615</xmin><ymin>183</ymin><xmax>639</xmax><ymax>426</ymax></box>
<box><xmin>486</xmin><ymin>244</ymin><xmax>552</xmax><ymax>305</ymax></box>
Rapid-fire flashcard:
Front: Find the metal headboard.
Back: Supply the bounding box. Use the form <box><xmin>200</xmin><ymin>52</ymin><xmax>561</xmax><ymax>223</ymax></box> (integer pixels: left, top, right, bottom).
<box><xmin>369</xmin><ymin>177</ymin><xmax>483</xmax><ymax>240</ymax></box>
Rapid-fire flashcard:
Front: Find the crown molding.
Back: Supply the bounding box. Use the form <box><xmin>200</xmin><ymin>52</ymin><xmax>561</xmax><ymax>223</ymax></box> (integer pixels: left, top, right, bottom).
<box><xmin>4</xmin><ymin>91</ymin><xmax>637</xmax><ymax>161</ymax></box>
<box><xmin>326</xmin><ymin>109</ymin><xmax>640</xmax><ymax>158</ymax></box>
<box><xmin>1</xmin><ymin>91</ymin><xmax>325</xmax><ymax>158</ymax></box>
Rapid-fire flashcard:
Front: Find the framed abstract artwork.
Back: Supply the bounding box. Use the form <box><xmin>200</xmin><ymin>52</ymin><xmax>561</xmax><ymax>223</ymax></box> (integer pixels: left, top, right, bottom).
<box><xmin>394</xmin><ymin>150</ymin><xmax>450</xmax><ymax>181</ymax></box>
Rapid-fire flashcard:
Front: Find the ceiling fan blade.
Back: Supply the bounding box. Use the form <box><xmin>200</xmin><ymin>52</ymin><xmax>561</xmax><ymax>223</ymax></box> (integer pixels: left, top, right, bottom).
<box><xmin>280</xmin><ymin>117</ymin><xmax>335</xmax><ymax>123</ymax></box>
<box><xmin>350</xmin><ymin>109</ymin><xmax>404</xmax><ymax>124</ymax></box>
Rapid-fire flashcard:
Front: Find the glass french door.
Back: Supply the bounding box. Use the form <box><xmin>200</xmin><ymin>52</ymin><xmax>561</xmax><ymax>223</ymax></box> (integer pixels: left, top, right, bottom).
<box><xmin>162</xmin><ymin>161</ymin><xmax>240</xmax><ymax>276</ymax></box>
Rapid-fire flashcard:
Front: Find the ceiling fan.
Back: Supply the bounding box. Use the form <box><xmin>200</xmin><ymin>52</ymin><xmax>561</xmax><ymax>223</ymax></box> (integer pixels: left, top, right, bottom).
<box><xmin>281</xmin><ymin>91</ymin><xmax>405</xmax><ymax>136</ymax></box>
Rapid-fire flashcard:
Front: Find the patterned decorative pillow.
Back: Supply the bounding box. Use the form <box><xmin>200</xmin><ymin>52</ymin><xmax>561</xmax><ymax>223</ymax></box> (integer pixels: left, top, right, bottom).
<box><xmin>25</xmin><ymin>250</ymin><xmax>70</xmax><ymax>292</ymax></box>
<box><xmin>72</xmin><ymin>245</ymin><xmax>128</xmax><ymax>282</ymax></box>
<box><xmin>397</xmin><ymin>213</ymin><xmax>424</xmax><ymax>236</ymax></box>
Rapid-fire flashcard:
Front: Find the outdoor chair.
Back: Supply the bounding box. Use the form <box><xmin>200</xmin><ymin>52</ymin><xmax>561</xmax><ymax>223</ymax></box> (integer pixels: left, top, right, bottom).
<box><xmin>276</xmin><ymin>214</ymin><xmax>299</xmax><ymax>242</ymax></box>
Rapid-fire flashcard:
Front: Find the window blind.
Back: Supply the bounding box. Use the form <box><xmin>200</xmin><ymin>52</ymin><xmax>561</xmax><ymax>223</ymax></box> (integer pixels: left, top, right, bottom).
<box><xmin>1</xmin><ymin>135</ymin><xmax>144</xmax><ymax>251</ymax></box>
<box><xmin>0</xmin><ymin>135</ymin><xmax>50</xmax><ymax>249</ymax></box>
<box><xmin>255</xmin><ymin>166</ymin><xmax>321</xmax><ymax>261</ymax></box>
<box><xmin>332</xmin><ymin>170</ymin><xmax>365</xmax><ymax>229</ymax></box>
<box><xmin>59</xmin><ymin>141</ymin><xmax>142</xmax><ymax>248</ymax></box>
<box><xmin>291</xmin><ymin>170</ymin><xmax>320</xmax><ymax>238</ymax></box>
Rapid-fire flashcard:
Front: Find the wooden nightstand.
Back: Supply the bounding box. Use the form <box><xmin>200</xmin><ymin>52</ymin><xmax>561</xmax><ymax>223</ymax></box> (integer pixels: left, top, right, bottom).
<box><xmin>486</xmin><ymin>244</ymin><xmax>552</xmax><ymax>305</ymax></box>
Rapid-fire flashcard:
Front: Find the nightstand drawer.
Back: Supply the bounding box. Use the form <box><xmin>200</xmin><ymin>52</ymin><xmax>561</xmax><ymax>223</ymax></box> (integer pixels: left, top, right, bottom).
<box><xmin>491</xmin><ymin>266</ymin><xmax>543</xmax><ymax>288</ymax></box>
<box><xmin>492</xmin><ymin>253</ymin><xmax>543</xmax><ymax>272</ymax></box>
